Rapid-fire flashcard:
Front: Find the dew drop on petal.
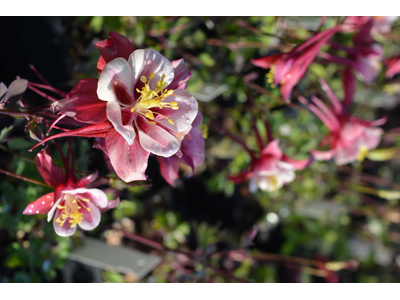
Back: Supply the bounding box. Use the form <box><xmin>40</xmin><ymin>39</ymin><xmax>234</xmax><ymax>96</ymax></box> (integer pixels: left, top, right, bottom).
<box><xmin>29</xmin><ymin>210</ymin><xmax>32</xmax><ymax>213</ymax></box>
<box><xmin>31</xmin><ymin>205</ymin><xmax>34</xmax><ymax>208</ymax></box>
<box><xmin>42</xmin><ymin>201</ymin><xmax>45</xmax><ymax>205</ymax></box>
<box><xmin>36</xmin><ymin>211</ymin><xmax>39</xmax><ymax>214</ymax></box>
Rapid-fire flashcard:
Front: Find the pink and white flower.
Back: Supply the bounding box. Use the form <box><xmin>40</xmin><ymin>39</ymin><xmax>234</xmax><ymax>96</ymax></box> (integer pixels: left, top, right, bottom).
<box><xmin>23</xmin><ymin>148</ymin><xmax>119</xmax><ymax>237</ymax></box>
<box><xmin>228</xmin><ymin>140</ymin><xmax>310</xmax><ymax>193</ymax></box>
<box><xmin>32</xmin><ymin>32</ymin><xmax>198</xmax><ymax>183</ymax></box>
<box><xmin>298</xmin><ymin>79</ymin><xmax>386</xmax><ymax>166</ymax></box>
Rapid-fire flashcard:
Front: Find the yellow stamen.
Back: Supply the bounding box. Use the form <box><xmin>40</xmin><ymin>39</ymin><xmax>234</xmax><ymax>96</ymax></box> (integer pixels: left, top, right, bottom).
<box><xmin>357</xmin><ymin>145</ymin><xmax>369</xmax><ymax>162</ymax></box>
<box><xmin>267</xmin><ymin>175</ymin><xmax>278</xmax><ymax>192</ymax></box>
<box><xmin>132</xmin><ymin>73</ymin><xmax>179</xmax><ymax>123</ymax></box>
<box><xmin>55</xmin><ymin>193</ymin><xmax>89</xmax><ymax>229</ymax></box>
<box><xmin>200</xmin><ymin>124</ymin><xmax>208</xmax><ymax>139</ymax></box>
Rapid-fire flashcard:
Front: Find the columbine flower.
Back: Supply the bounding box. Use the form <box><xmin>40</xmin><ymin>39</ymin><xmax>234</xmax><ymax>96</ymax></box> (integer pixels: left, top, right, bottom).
<box><xmin>157</xmin><ymin>111</ymin><xmax>205</xmax><ymax>187</ymax></box>
<box><xmin>298</xmin><ymin>79</ymin><xmax>386</xmax><ymax>166</ymax></box>
<box><xmin>23</xmin><ymin>147</ymin><xmax>119</xmax><ymax>237</ymax></box>
<box><xmin>251</xmin><ymin>26</ymin><xmax>339</xmax><ymax>102</ymax></box>
<box><xmin>32</xmin><ymin>32</ymin><xmax>198</xmax><ymax>183</ymax></box>
<box><xmin>228</xmin><ymin>140</ymin><xmax>310</xmax><ymax>193</ymax></box>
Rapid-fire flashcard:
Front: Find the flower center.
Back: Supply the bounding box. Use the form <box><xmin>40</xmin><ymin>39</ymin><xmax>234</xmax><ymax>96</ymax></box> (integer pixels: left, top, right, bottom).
<box><xmin>56</xmin><ymin>193</ymin><xmax>91</xmax><ymax>228</ymax></box>
<box><xmin>131</xmin><ymin>73</ymin><xmax>179</xmax><ymax>124</ymax></box>
<box><xmin>356</xmin><ymin>145</ymin><xmax>369</xmax><ymax>162</ymax></box>
<box><xmin>266</xmin><ymin>175</ymin><xmax>278</xmax><ymax>192</ymax></box>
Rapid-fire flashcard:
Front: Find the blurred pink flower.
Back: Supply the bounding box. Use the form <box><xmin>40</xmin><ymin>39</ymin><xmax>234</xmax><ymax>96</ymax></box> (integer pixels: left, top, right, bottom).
<box><xmin>384</xmin><ymin>54</ymin><xmax>400</xmax><ymax>79</ymax></box>
<box><xmin>31</xmin><ymin>32</ymin><xmax>198</xmax><ymax>183</ymax></box>
<box><xmin>251</xmin><ymin>26</ymin><xmax>339</xmax><ymax>102</ymax></box>
<box><xmin>323</xmin><ymin>19</ymin><xmax>383</xmax><ymax>86</ymax></box>
<box><xmin>157</xmin><ymin>111</ymin><xmax>205</xmax><ymax>187</ymax></box>
<box><xmin>344</xmin><ymin>16</ymin><xmax>398</xmax><ymax>35</ymax></box>
<box><xmin>23</xmin><ymin>148</ymin><xmax>119</xmax><ymax>237</ymax></box>
<box><xmin>299</xmin><ymin>79</ymin><xmax>386</xmax><ymax>166</ymax></box>
<box><xmin>228</xmin><ymin>140</ymin><xmax>310</xmax><ymax>193</ymax></box>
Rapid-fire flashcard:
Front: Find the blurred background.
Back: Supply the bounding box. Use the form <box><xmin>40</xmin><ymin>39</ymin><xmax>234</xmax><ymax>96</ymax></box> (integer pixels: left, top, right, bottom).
<box><xmin>1</xmin><ymin>16</ymin><xmax>400</xmax><ymax>283</ymax></box>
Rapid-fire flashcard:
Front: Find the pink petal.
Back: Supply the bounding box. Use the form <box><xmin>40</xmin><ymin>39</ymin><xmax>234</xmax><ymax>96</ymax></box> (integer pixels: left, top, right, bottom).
<box><xmin>250</xmin><ymin>53</ymin><xmax>283</xmax><ymax>69</ymax></box>
<box><xmin>95</xmin><ymin>31</ymin><xmax>135</xmax><ymax>74</ymax></box>
<box><xmin>157</xmin><ymin>156</ymin><xmax>180</xmax><ymax>187</ymax></box>
<box><xmin>100</xmin><ymin>197</ymin><xmax>120</xmax><ymax>212</ymax></box>
<box><xmin>5</xmin><ymin>78</ymin><xmax>28</xmax><ymax>103</ymax></box>
<box><xmin>353</xmin><ymin>56</ymin><xmax>381</xmax><ymax>84</ymax></box>
<box><xmin>79</xmin><ymin>202</ymin><xmax>101</xmax><ymax>231</ymax></box>
<box><xmin>106</xmin><ymin>101</ymin><xmax>136</xmax><ymax>145</ymax></box>
<box><xmin>0</xmin><ymin>82</ymin><xmax>7</xmax><ymax>99</ymax></box>
<box><xmin>334</xmin><ymin>142</ymin><xmax>360</xmax><ymax>165</ymax></box>
<box><xmin>78</xmin><ymin>170</ymin><xmax>99</xmax><ymax>186</ymax></box>
<box><xmin>282</xmin><ymin>155</ymin><xmax>313</xmax><ymax>170</ymax></box>
<box><xmin>261</xmin><ymin>139</ymin><xmax>282</xmax><ymax>159</ymax></box>
<box><xmin>97</xmin><ymin>58</ymin><xmax>133</xmax><ymax>104</ymax></box>
<box><xmin>168</xmin><ymin>59</ymin><xmax>192</xmax><ymax>90</ymax></box>
<box><xmin>310</xmin><ymin>149</ymin><xmax>337</xmax><ymax>161</ymax></box>
<box><xmin>128</xmin><ymin>49</ymin><xmax>174</xmax><ymax>92</ymax></box>
<box><xmin>29</xmin><ymin>121</ymin><xmax>113</xmax><ymax>152</ymax></box>
<box><xmin>34</xmin><ymin>148</ymin><xmax>65</xmax><ymax>187</ymax></box>
<box><xmin>23</xmin><ymin>192</ymin><xmax>55</xmax><ymax>215</ymax></box>
<box><xmin>137</xmin><ymin>118</ymin><xmax>180</xmax><ymax>157</ymax></box>
<box><xmin>51</xmin><ymin>78</ymin><xmax>107</xmax><ymax>124</ymax></box>
<box><xmin>362</xmin><ymin>127</ymin><xmax>383</xmax><ymax>150</ymax></box>
<box><xmin>191</xmin><ymin>111</ymin><xmax>203</xmax><ymax>128</ymax></box>
<box><xmin>53</xmin><ymin>208</ymin><xmax>77</xmax><ymax>237</ymax></box>
<box><xmin>106</xmin><ymin>128</ymin><xmax>149</xmax><ymax>182</ymax></box>
<box><xmin>153</xmin><ymin>89</ymin><xmax>198</xmax><ymax>133</ymax></box>
<box><xmin>180</xmin><ymin>127</ymin><xmax>205</xmax><ymax>168</ymax></box>
<box><xmin>384</xmin><ymin>55</ymin><xmax>400</xmax><ymax>79</ymax></box>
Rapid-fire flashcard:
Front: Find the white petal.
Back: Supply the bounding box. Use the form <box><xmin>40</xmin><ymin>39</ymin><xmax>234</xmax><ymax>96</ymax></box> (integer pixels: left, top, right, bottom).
<box><xmin>137</xmin><ymin>121</ymin><xmax>180</xmax><ymax>157</ymax></box>
<box><xmin>154</xmin><ymin>89</ymin><xmax>198</xmax><ymax>132</ymax></box>
<box><xmin>97</xmin><ymin>57</ymin><xmax>133</xmax><ymax>102</ymax></box>
<box><xmin>106</xmin><ymin>101</ymin><xmax>136</xmax><ymax>145</ymax></box>
<box><xmin>47</xmin><ymin>196</ymin><xmax>63</xmax><ymax>222</ymax></box>
<box><xmin>128</xmin><ymin>49</ymin><xmax>174</xmax><ymax>91</ymax></box>
<box><xmin>79</xmin><ymin>202</ymin><xmax>101</xmax><ymax>231</ymax></box>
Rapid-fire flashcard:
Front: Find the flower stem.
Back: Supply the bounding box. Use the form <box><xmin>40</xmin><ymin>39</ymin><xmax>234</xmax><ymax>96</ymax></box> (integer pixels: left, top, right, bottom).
<box><xmin>0</xmin><ymin>167</ymin><xmax>51</xmax><ymax>188</ymax></box>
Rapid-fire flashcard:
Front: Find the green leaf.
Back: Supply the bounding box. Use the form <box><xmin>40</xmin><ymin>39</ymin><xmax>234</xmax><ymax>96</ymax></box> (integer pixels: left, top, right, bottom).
<box><xmin>199</xmin><ymin>53</ymin><xmax>215</xmax><ymax>67</ymax></box>
<box><xmin>90</xmin><ymin>16</ymin><xmax>104</xmax><ymax>33</ymax></box>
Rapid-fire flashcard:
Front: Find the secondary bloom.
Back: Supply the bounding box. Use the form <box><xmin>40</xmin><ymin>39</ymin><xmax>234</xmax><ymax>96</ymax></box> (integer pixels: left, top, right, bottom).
<box><xmin>33</xmin><ymin>32</ymin><xmax>198</xmax><ymax>183</ymax></box>
<box><xmin>157</xmin><ymin>111</ymin><xmax>205</xmax><ymax>187</ymax></box>
<box><xmin>228</xmin><ymin>140</ymin><xmax>310</xmax><ymax>193</ymax></box>
<box><xmin>251</xmin><ymin>26</ymin><xmax>339</xmax><ymax>101</ymax></box>
<box><xmin>23</xmin><ymin>147</ymin><xmax>119</xmax><ymax>237</ymax></box>
<box><xmin>320</xmin><ymin>19</ymin><xmax>383</xmax><ymax>84</ymax></box>
<box><xmin>344</xmin><ymin>16</ymin><xmax>398</xmax><ymax>35</ymax></box>
<box><xmin>298</xmin><ymin>79</ymin><xmax>386</xmax><ymax>166</ymax></box>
